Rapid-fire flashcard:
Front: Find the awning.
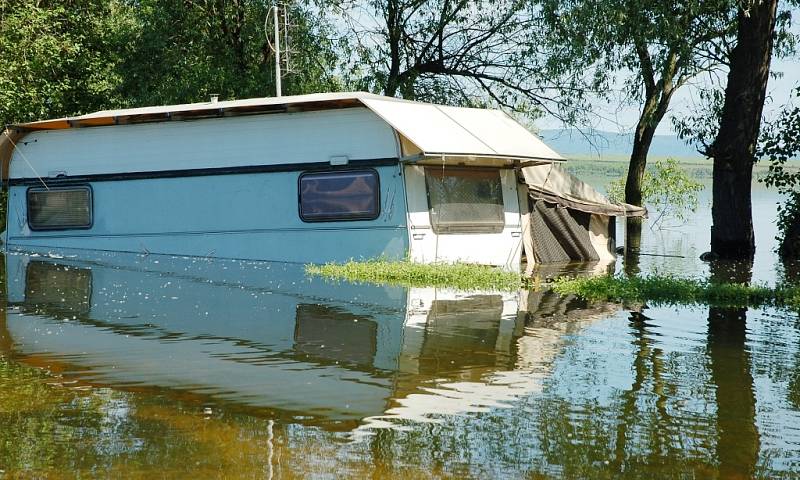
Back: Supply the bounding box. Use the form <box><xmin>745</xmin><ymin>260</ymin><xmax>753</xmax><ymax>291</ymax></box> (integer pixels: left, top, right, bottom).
<box><xmin>359</xmin><ymin>98</ymin><xmax>564</xmax><ymax>163</ymax></box>
<box><xmin>521</xmin><ymin>163</ymin><xmax>647</xmax><ymax>218</ymax></box>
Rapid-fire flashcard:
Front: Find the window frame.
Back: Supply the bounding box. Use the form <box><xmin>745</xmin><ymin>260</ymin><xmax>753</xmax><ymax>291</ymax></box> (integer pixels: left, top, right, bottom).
<box><xmin>297</xmin><ymin>168</ymin><xmax>381</xmax><ymax>223</ymax></box>
<box><xmin>424</xmin><ymin>166</ymin><xmax>506</xmax><ymax>235</ymax></box>
<box><xmin>26</xmin><ymin>185</ymin><xmax>94</xmax><ymax>231</ymax></box>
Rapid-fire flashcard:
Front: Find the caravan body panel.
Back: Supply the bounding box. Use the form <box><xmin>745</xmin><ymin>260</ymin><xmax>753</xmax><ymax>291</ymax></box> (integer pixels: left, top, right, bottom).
<box><xmin>6</xmin><ymin>108</ymin><xmax>410</xmax><ymax>263</ymax></box>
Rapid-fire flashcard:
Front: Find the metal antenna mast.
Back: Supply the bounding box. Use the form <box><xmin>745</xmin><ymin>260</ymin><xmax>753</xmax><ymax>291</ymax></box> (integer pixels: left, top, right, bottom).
<box><xmin>272</xmin><ymin>5</ymin><xmax>281</xmax><ymax>97</ymax></box>
<box><xmin>266</xmin><ymin>3</ymin><xmax>293</xmax><ymax>98</ymax></box>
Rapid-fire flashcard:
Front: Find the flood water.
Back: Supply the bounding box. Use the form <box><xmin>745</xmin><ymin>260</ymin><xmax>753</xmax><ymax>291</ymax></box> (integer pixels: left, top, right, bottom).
<box><xmin>2</xmin><ymin>169</ymin><xmax>800</xmax><ymax>478</ymax></box>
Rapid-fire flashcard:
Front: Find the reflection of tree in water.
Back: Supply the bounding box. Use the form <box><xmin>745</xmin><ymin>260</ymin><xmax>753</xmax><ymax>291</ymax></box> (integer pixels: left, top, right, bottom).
<box><xmin>521</xmin><ymin>268</ymin><xmax>761</xmax><ymax>477</ymax></box>
<box><xmin>527</xmin><ymin>308</ymin><xmax>718</xmax><ymax>477</ymax></box>
<box><xmin>707</xmin><ymin>260</ymin><xmax>759</xmax><ymax>478</ymax></box>
<box><xmin>611</xmin><ymin>310</ymin><xmax>672</xmax><ymax>471</ymax></box>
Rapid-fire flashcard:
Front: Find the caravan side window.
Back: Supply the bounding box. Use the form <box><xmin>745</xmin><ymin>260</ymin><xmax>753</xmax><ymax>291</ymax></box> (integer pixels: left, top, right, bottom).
<box><xmin>299</xmin><ymin>170</ymin><xmax>380</xmax><ymax>222</ymax></box>
<box><xmin>425</xmin><ymin>167</ymin><xmax>505</xmax><ymax>234</ymax></box>
<box><xmin>27</xmin><ymin>186</ymin><xmax>93</xmax><ymax>230</ymax></box>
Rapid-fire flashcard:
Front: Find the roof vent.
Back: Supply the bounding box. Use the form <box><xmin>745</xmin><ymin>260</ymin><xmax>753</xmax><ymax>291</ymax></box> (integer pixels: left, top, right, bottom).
<box><xmin>210</xmin><ymin>94</ymin><xmax>220</xmax><ymax>104</ymax></box>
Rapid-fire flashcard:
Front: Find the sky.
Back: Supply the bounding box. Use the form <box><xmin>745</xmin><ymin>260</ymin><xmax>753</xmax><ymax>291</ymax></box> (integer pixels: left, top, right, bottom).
<box><xmin>537</xmin><ymin>54</ymin><xmax>800</xmax><ymax>135</ymax></box>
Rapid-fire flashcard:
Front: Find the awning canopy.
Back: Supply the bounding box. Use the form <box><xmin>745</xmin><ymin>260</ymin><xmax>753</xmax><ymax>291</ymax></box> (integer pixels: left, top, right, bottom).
<box><xmin>360</xmin><ymin>97</ymin><xmax>564</xmax><ymax>162</ymax></box>
<box><xmin>521</xmin><ymin>163</ymin><xmax>647</xmax><ymax>218</ymax></box>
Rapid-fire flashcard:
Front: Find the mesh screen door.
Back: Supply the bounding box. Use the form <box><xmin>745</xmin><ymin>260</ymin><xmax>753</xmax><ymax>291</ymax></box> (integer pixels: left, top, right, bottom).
<box><xmin>425</xmin><ymin>167</ymin><xmax>505</xmax><ymax>234</ymax></box>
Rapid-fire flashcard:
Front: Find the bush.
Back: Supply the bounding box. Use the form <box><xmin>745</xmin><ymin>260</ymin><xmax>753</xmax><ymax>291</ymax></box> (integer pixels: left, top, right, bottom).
<box><xmin>606</xmin><ymin>158</ymin><xmax>703</xmax><ymax>229</ymax></box>
<box><xmin>761</xmin><ymin>87</ymin><xmax>800</xmax><ymax>258</ymax></box>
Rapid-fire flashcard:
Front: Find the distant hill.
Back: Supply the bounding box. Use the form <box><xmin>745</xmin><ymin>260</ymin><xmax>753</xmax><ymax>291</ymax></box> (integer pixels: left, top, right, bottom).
<box><xmin>538</xmin><ymin>129</ymin><xmax>705</xmax><ymax>161</ymax></box>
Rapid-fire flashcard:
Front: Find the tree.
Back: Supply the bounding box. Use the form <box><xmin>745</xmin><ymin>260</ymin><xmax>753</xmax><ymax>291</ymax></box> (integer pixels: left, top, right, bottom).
<box><xmin>0</xmin><ymin>0</ymin><xmax>127</xmax><ymax>126</ymax></box>
<box><xmin>707</xmin><ymin>0</ymin><xmax>779</xmax><ymax>259</ymax></box>
<box><xmin>329</xmin><ymin>0</ymin><xmax>591</xmax><ymax>120</ymax></box>
<box><xmin>538</xmin><ymin>0</ymin><xmax>736</xmax><ymax>208</ymax></box>
<box><xmin>115</xmin><ymin>0</ymin><xmax>344</xmax><ymax>106</ymax></box>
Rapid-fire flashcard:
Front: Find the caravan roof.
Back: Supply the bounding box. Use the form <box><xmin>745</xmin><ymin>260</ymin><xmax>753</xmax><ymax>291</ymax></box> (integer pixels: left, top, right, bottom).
<box><xmin>4</xmin><ymin>92</ymin><xmax>563</xmax><ymax>166</ymax></box>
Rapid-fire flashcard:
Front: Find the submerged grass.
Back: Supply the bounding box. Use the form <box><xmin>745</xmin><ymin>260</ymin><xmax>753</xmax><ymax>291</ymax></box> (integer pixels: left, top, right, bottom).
<box><xmin>306</xmin><ymin>259</ymin><xmax>524</xmax><ymax>291</ymax></box>
<box><xmin>308</xmin><ymin>259</ymin><xmax>800</xmax><ymax>309</ymax></box>
<box><xmin>552</xmin><ymin>274</ymin><xmax>800</xmax><ymax>309</ymax></box>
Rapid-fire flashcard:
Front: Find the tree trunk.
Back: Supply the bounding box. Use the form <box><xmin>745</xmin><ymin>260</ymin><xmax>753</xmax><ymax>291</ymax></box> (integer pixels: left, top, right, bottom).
<box><xmin>709</xmin><ymin>0</ymin><xmax>778</xmax><ymax>259</ymax></box>
<box><xmin>624</xmin><ymin>217</ymin><xmax>642</xmax><ymax>276</ymax></box>
<box><xmin>624</xmin><ymin>120</ymin><xmax>657</xmax><ymax>207</ymax></box>
<box><xmin>623</xmin><ymin>119</ymin><xmax>656</xmax><ymax>270</ymax></box>
<box><xmin>624</xmin><ymin>90</ymin><xmax>671</xmax><ymax>267</ymax></box>
<box><xmin>382</xmin><ymin>0</ymin><xmax>402</xmax><ymax>97</ymax></box>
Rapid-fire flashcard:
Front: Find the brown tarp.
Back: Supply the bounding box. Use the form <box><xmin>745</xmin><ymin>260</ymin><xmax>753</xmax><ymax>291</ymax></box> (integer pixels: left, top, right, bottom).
<box><xmin>520</xmin><ymin>163</ymin><xmax>647</xmax><ymax>218</ymax></box>
<box><xmin>529</xmin><ymin>200</ymin><xmax>600</xmax><ymax>263</ymax></box>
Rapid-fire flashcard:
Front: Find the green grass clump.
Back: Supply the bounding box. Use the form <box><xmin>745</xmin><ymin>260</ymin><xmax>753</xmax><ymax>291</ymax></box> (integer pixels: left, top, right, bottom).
<box><xmin>552</xmin><ymin>274</ymin><xmax>800</xmax><ymax>309</ymax></box>
<box><xmin>306</xmin><ymin>259</ymin><xmax>524</xmax><ymax>291</ymax></box>
<box><xmin>307</xmin><ymin>259</ymin><xmax>800</xmax><ymax>309</ymax></box>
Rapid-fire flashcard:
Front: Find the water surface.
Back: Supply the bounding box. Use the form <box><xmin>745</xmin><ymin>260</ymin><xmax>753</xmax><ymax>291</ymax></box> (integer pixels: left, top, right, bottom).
<box><xmin>1</xmin><ymin>177</ymin><xmax>799</xmax><ymax>478</ymax></box>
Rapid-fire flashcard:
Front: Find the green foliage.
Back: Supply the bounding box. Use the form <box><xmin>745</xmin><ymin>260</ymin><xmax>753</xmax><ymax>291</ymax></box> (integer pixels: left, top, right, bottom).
<box><xmin>0</xmin><ymin>1</ymin><xmax>345</xmax><ymax>124</ymax></box>
<box><xmin>306</xmin><ymin>259</ymin><xmax>525</xmax><ymax>291</ymax></box>
<box><xmin>537</xmin><ymin>0</ymin><xmax>736</xmax><ymax>101</ymax></box>
<box><xmin>762</xmin><ymin>87</ymin><xmax>800</xmax><ymax>256</ymax></box>
<box><xmin>552</xmin><ymin>274</ymin><xmax>800</xmax><ymax>309</ymax></box>
<box><xmin>0</xmin><ymin>0</ymin><xmax>129</xmax><ymax>126</ymax></box>
<box><xmin>672</xmin><ymin>87</ymin><xmax>725</xmax><ymax>155</ymax></box>
<box><xmin>115</xmin><ymin>1</ymin><xmax>344</xmax><ymax>106</ymax></box>
<box><xmin>606</xmin><ymin>158</ymin><xmax>703</xmax><ymax>228</ymax></box>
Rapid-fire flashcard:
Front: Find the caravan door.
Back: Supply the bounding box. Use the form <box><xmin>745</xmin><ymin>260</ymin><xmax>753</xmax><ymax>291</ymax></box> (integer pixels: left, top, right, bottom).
<box><xmin>404</xmin><ymin>165</ymin><xmax>523</xmax><ymax>270</ymax></box>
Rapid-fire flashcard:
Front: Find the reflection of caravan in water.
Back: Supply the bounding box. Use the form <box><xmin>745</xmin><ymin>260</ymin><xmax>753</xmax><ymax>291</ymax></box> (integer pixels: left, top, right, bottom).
<box><xmin>1</xmin><ymin>93</ymin><xmax>644</xmax><ymax>270</ymax></box>
<box><xmin>2</xmin><ymin>252</ymin><xmax>618</xmax><ymax>428</ymax></box>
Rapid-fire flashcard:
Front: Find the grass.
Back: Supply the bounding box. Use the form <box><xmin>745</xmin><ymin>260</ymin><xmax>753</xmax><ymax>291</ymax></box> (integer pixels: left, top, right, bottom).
<box><xmin>307</xmin><ymin>259</ymin><xmax>800</xmax><ymax>309</ymax></box>
<box><xmin>552</xmin><ymin>274</ymin><xmax>800</xmax><ymax>309</ymax></box>
<box><xmin>305</xmin><ymin>259</ymin><xmax>525</xmax><ymax>291</ymax></box>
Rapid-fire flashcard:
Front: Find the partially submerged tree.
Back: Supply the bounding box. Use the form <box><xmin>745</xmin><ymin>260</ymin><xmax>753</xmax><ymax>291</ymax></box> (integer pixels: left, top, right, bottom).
<box><xmin>537</xmin><ymin>0</ymin><xmax>736</xmax><ymax>208</ymax></box>
<box><xmin>707</xmin><ymin>0</ymin><xmax>780</xmax><ymax>259</ymax></box>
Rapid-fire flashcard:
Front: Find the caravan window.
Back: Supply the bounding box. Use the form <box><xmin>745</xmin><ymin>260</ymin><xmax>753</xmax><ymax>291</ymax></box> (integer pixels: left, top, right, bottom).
<box><xmin>299</xmin><ymin>170</ymin><xmax>380</xmax><ymax>222</ymax></box>
<box><xmin>27</xmin><ymin>186</ymin><xmax>92</xmax><ymax>230</ymax></box>
<box><xmin>425</xmin><ymin>167</ymin><xmax>505</xmax><ymax>234</ymax></box>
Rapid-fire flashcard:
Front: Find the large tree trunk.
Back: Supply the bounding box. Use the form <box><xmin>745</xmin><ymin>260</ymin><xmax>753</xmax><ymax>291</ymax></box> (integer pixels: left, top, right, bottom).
<box><xmin>709</xmin><ymin>0</ymin><xmax>778</xmax><ymax>259</ymax></box>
